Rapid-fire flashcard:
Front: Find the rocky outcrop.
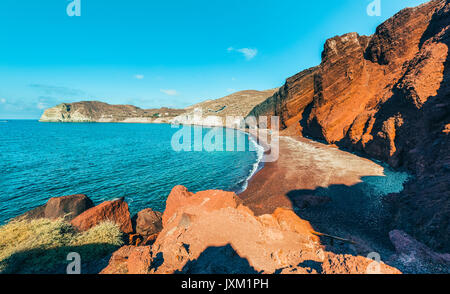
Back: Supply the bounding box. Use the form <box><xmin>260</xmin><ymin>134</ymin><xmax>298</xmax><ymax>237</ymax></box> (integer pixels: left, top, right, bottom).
<box><xmin>248</xmin><ymin>67</ymin><xmax>318</xmax><ymax>133</ymax></box>
<box><xmin>100</xmin><ymin>246</ymin><xmax>153</xmax><ymax>274</ymax></box>
<box><xmin>388</xmin><ymin>230</ymin><xmax>450</xmax><ymax>273</ymax></box>
<box><xmin>248</xmin><ymin>0</ymin><xmax>449</xmax><ymax>252</ymax></box>
<box><xmin>102</xmin><ymin>186</ymin><xmax>400</xmax><ymax>274</ymax></box>
<box><xmin>133</xmin><ymin>208</ymin><xmax>163</xmax><ymax>241</ymax></box>
<box><xmin>44</xmin><ymin>194</ymin><xmax>94</xmax><ymax>220</ymax></box>
<box><xmin>39</xmin><ymin>101</ymin><xmax>185</xmax><ymax>123</ymax></box>
<box><xmin>161</xmin><ymin>185</ymin><xmax>243</xmax><ymax>227</ymax></box>
<box><xmin>71</xmin><ymin>197</ymin><xmax>133</xmax><ymax>233</ymax></box>
<box><xmin>14</xmin><ymin>194</ymin><xmax>94</xmax><ymax>221</ymax></box>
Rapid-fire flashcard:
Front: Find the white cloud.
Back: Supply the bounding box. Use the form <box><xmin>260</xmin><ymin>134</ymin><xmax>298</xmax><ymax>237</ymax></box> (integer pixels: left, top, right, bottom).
<box><xmin>160</xmin><ymin>89</ymin><xmax>178</xmax><ymax>96</ymax></box>
<box><xmin>134</xmin><ymin>74</ymin><xmax>145</xmax><ymax>80</ymax></box>
<box><xmin>237</xmin><ymin>48</ymin><xmax>258</xmax><ymax>60</ymax></box>
<box><xmin>0</xmin><ymin>98</ymin><xmax>6</xmax><ymax>104</ymax></box>
<box><xmin>227</xmin><ymin>47</ymin><xmax>258</xmax><ymax>60</ymax></box>
<box><xmin>226</xmin><ymin>88</ymin><xmax>235</xmax><ymax>93</ymax></box>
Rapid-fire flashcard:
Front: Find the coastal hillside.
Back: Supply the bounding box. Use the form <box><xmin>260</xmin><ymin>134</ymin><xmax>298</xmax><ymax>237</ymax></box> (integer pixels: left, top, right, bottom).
<box><xmin>39</xmin><ymin>101</ymin><xmax>185</xmax><ymax>123</ymax></box>
<box><xmin>172</xmin><ymin>89</ymin><xmax>278</xmax><ymax>126</ymax></box>
<box><xmin>249</xmin><ymin>0</ymin><xmax>449</xmax><ymax>252</ymax></box>
<box><xmin>39</xmin><ymin>89</ymin><xmax>277</xmax><ymax>125</ymax></box>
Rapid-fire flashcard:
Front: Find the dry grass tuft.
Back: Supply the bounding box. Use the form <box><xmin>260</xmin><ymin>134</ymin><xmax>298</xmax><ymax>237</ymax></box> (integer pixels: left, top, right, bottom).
<box><xmin>0</xmin><ymin>218</ymin><xmax>124</xmax><ymax>274</ymax></box>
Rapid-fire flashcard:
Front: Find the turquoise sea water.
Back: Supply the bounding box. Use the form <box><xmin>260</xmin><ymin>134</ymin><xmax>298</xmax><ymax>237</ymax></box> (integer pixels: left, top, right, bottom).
<box><xmin>0</xmin><ymin>120</ymin><xmax>262</xmax><ymax>224</ymax></box>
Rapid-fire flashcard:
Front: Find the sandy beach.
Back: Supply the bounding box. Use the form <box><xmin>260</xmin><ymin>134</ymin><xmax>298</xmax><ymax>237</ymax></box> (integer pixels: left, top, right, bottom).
<box><xmin>240</xmin><ymin>135</ymin><xmax>387</xmax><ymax>215</ymax></box>
<box><xmin>239</xmin><ymin>134</ymin><xmax>410</xmax><ymax>258</ymax></box>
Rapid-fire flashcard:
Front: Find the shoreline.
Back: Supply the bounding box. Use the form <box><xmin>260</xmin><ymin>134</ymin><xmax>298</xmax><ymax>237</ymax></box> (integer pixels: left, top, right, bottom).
<box><xmin>239</xmin><ymin>134</ymin><xmax>412</xmax><ymax>265</ymax></box>
<box><xmin>234</xmin><ymin>128</ymin><xmax>266</xmax><ymax>194</ymax></box>
<box><xmin>239</xmin><ymin>134</ymin><xmax>406</xmax><ymax>214</ymax></box>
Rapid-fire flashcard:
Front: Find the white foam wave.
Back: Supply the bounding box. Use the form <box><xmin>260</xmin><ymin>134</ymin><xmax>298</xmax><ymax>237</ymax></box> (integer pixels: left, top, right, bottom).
<box><xmin>236</xmin><ymin>132</ymin><xmax>265</xmax><ymax>193</ymax></box>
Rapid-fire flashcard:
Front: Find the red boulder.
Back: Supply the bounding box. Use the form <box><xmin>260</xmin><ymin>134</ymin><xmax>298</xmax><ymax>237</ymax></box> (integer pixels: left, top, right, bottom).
<box><xmin>45</xmin><ymin>194</ymin><xmax>94</xmax><ymax>220</ymax></box>
<box><xmin>135</xmin><ymin>208</ymin><xmax>163</xmax><ymax>237</ymax></box>
<box><xmin>71</xmin><ymin>197</ymin><xmax>133</xmax><ymax>233</ymax></box>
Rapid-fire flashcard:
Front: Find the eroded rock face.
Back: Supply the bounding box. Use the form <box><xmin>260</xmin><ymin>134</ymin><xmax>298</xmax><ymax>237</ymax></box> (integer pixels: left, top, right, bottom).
<box><xmin>249</xmin><ymin>0</ymin><xmax>449</xmax><ymax>251</ymax></box>
<box><xmin>101</xmin><ymin>186</ymin><xmax>400</xmax><ymax>274</ymax></box>
<box><xmin>71</xmin><ymin>197</ymin><xmax>133</xmax><ymax>233</ymax></box>
<box><xmin>248</xmin><ymin>67</ymin><xmax>318</xmax><ymax>133</ymax></box>
<box><xmin>251</xmin><ymin>0</ymin><xmax>447</xmax><ymax>156</ymax></box>
<box><xmin>14</xmin><ymin>194</ymin><xmax>93</xmax><ymax>221</ymax></box>
<box><xmin>321</xmin><ymin>254</ymin><xmax>400</xmax><ymax>275</ymax></box>
<box><xmin>162</xmin><ymin>185</ymin><xmax>242</xmax><ymax>227</ymax></box>
<box><xmin>100</xmin><ymin>246</ymin><xmax>152</xmax><ymax>274</ymax></box>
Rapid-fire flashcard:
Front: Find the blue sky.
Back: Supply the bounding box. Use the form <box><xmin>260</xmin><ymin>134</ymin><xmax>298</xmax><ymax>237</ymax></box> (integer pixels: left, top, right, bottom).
<box><xmin>0</xmin><ymin>0</ymin><xmax>429</xmax><ymax>119</ymax></box>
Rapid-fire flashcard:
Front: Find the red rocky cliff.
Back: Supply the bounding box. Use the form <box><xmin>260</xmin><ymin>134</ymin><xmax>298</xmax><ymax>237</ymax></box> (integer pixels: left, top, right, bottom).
<box><xmin>248</xmin><ymin>0</ymin><xmax>449</xmax><ymax>252</ymax></box>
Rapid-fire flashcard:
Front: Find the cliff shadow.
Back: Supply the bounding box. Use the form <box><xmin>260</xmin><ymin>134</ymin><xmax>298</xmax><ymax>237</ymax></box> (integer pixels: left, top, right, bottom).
<box><xmin>286</xmin><ymin>174</ymin><xmax>403</xmax><ymax>258</ymax></box>
<box><xmin>0</xmin><ymin>243</ymin><xmax>117</xmax><ymax>274</ymax></box>
<box><xmin>176</xmin><ymin>244</ymin><xmax>260</xmax><ymax>274</ymax></box>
